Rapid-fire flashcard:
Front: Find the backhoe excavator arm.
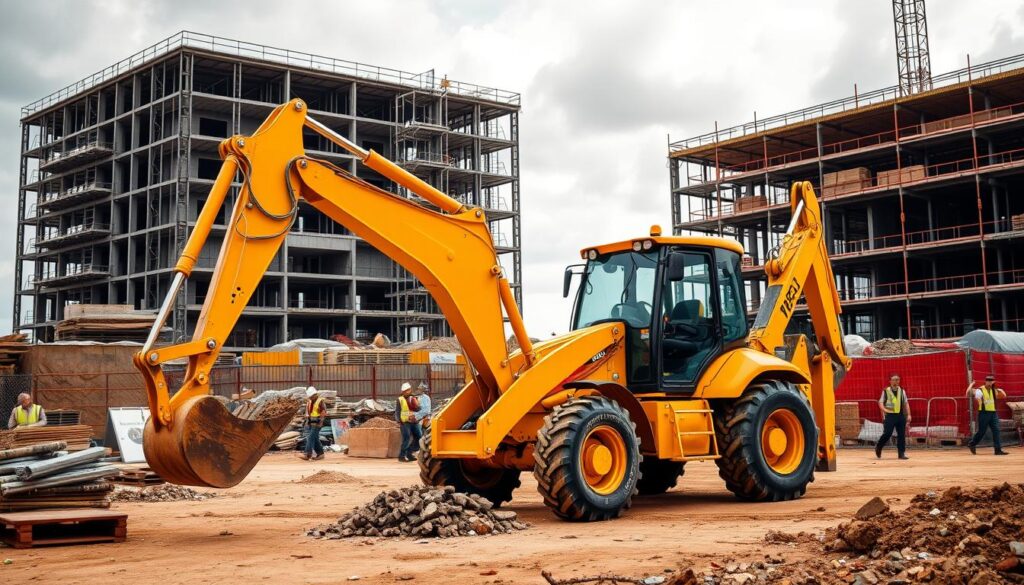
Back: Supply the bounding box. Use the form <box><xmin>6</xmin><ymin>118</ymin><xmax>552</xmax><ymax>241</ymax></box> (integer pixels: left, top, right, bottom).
<box><xmin>747</xmin><ymin>181</ymin><xmax>853</xmax><ymax>471</ymax></box>
<box><xmin>134</xmin><ymin>99</ymin><xmax>540</xmax><ymax>487</ymax></box>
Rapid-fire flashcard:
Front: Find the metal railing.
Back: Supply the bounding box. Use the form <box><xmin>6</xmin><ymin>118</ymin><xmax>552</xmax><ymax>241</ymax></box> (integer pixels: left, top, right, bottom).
<box><xmin>39</xmin><ymin>181</ymin><xmax>113</xmax><ymax>205</ymax></box>
<box><xmin>669</xmin><ymin>52</ymin><xmax>1024</xmax><ymax>153</ymax></box>
<box><xmin>29</xmin><ymin>263</ymin><xmax>110</xmax><ymax>285</ymax></box>
<box><xmin>22</xmin><ymin>31</ymin><xmax>520</xmax><ymax>118</ymax></box>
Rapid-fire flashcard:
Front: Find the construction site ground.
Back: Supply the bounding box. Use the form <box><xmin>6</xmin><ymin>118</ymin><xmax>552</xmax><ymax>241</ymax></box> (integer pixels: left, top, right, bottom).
<box><xmin>3</xmin><ymin>448</ymin><xmax>1021</xmax><ymax>584</ymax></box>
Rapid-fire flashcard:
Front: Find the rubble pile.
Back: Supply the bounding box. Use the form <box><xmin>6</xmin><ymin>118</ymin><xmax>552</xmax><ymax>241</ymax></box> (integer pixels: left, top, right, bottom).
<box><xmin>357</xmin><ymin>417</ymin><xmax>400</xmax><ymax>429</ymax></box>
<box><xmin>233</xmin><ymin>395</ymin><xmax>302</xmax><ymax>421</ymax></box>
<box><xmin>296</xmin><ymin>470</ymin><xmax>360</xmax><ymax>484</ymax></box>
<box><xmin>307</xmin><ymin>485</ymin><xmax>528</xmax><ymax>539</ymax></box>
<box><xmin>110</xmin><ymin>484</ymin><xmax>216</xmax><ymax>503</ymax></box>
<box><xmin>868</xmin><ymin>338</ymin><xmax>920</xmax><ymax>356</ymax></box>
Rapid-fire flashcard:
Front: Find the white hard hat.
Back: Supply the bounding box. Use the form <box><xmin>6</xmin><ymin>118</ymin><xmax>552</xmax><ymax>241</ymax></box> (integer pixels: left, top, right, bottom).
<box><xmin>400</xmin><ymin>382</ymin><xmax>413</xmax><ymax>392</ymax></box>
<box><xmin>305</xmin><ymin>386</ymin><xmax>317</xmax><ymax>397</ymax></box>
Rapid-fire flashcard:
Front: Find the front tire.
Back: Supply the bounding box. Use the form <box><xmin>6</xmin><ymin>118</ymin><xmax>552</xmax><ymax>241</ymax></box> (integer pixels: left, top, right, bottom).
<box><xmin>713</xmin><ymin>380</ymin><xmax>818</xmax><ymax>502</ymax></box>
<box><xmin>418</xmin><ymin>424</ymin><xmax>521</xmax><ymax>507</ymax></box>
<box><xmin>533</xmin><ymin>396</ymin><xmax>641</xmax><ymax>521</ymax></box>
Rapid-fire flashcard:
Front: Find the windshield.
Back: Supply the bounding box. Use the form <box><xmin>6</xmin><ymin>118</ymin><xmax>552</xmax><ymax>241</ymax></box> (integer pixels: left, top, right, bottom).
<box><xmin>574</xmin><ymin>251</ymin><xmax>658</xmax><ymax>329</ymax></box>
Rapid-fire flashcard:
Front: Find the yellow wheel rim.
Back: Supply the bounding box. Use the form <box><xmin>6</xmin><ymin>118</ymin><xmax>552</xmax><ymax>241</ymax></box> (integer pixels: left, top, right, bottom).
<box><xmin>760</xmin><ymin>408</ymin><xmax>804</xmax><ymax>475</ymax></box>
<box><xmin>580</xmin><ymin>425</ymin><xmax>628</xmax><ymax>495</ymax></box>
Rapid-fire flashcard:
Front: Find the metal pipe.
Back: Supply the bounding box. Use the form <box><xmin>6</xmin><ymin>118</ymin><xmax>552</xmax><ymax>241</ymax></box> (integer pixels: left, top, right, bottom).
<box><xmin>784</xmin><ymin>199</ymin><xmax>806</xmax><ymax>236</ymax></box>
<box><xmin>0</xmin><ymin>441</ymin><xmax>66</xmax><ymax>461</ymax></box>
<box><xmin>498</xmin><ymin>276</ymin><xmax>533</xmax><ymax>366</ymax></box>
<box><xmin>14</xmin><ymin>446</ymin><xmax>107</xmax><ymax>481</ymax></box>
<box><xmin>1</xmin><ymin>465</ymin><xmax>119</xmax><ymax>496</ymax></box>
<box><xmin>142</xmin><ymin>271</ymin><xmax>184</xmax><ymax>354</ymax></box>
<box><xmin>304</xmin><ymin>116</ymin><xmax>369</xmax><ymax>159</ymax></box>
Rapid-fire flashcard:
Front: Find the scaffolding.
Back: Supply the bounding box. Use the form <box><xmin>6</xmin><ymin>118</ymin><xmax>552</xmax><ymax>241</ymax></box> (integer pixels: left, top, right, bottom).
<box><xmin>669</xmin><ymin>54</ymin><xmax>1024</xmax><ymax>341</ymax></box>
<box><xmin>14</xmin><ymin>32</ymin><xmax>522</xmax><ymax>347</ymax></box>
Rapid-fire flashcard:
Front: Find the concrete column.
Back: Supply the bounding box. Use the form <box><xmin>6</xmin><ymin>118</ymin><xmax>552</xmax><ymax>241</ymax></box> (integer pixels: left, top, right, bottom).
<box><xmin>866</xmin><ymin>204</ymin><xmax>875</xmax><ymax>249</ymax></box>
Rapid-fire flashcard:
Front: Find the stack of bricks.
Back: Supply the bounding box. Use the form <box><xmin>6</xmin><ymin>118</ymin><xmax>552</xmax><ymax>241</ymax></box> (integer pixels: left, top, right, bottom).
<box><xmin>1011</xmin><ymin>213</ymin><xmax>1024</xmax><ymax>232</ymax></box>
<box><xmin>835</xmin><ymin>402</ymin><xmax>862</xmax><ymax>443</ymax></box>
<box><xmin>822</xmin><ymin>168</ymin><xmax>872</xmax><ymax>197</ymax></box>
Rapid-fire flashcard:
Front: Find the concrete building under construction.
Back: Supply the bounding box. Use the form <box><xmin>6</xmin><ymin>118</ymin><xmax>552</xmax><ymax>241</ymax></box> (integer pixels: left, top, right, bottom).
<box><xmin>669</xmin><ymin>54</ymin><xmax>1024</xmax><ymax>341</ymax></box>
<box><xmin>14</xmin><ymin>32</ymin><xmax>521</xmax><ymax>348</ymax></box>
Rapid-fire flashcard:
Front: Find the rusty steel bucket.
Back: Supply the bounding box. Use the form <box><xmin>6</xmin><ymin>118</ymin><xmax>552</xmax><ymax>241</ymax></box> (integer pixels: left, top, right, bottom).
<box><xmin>143</xmin><ymin>395</ymin><xmax>297</xmax><ymax>488</ymax></box>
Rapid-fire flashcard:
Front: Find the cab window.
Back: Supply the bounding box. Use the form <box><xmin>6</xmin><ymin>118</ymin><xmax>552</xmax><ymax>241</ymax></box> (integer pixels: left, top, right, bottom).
<box><xmin>660</xmin><ymin>251</ymin><xmax>717</xmax><ymax>384</ymax></box>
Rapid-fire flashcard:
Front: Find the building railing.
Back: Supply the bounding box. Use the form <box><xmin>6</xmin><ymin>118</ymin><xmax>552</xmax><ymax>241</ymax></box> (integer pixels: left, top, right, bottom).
<box><xmin>287</xmin><ymin>298</ymin><xmax>352</xmax><ymax>311</ymax></box>
<box><xmin>899</xmin><ymin>317</ymin><xmax>1024</xmax><ymax>340</ymax></box>
<box><xmin>39</xmin><ymin>141</ymin><xmax>114</xmax><ymax>169</ymax></box>
<box><xmin>37</xmin><ymin>222</ymin><xmax>111</xmax><ymax>244</ymax></box>
<box><xmin>29</xmin><ymin>264</ymin><xmax>111</xmax><ymax>285</ymax></box>
<box><xmin>39</xmin><ymin>182</ymin><xmax>113</xmax><ymax>206</ymax></box>
<box><xmin>397</xmin><ymin>151</ymin><xmax>454</xmax><ymax>166</ymax></box>
<box><xmin>842</xmin><ymin>268</ymin><xmax>1024</xmax><ymax>300</ymax></box>
<box><xmin>834</xmin><ymin>219</ymin><xmax>1007</xmax><ymax>256</ymax></box>
<box><xmin>683</xmin><ymin>143</ymin><xmax>1024</xmax><ymax>223</ymax></box>
<box><xmin>669</xmin><ymin>52</ymin><xmax>1024</xmax><ymax>153</ymax></box>
<box><xmin>22</xmin><ymin>31</ymin><xmax>520</xmax><ymax>118</ymax></box>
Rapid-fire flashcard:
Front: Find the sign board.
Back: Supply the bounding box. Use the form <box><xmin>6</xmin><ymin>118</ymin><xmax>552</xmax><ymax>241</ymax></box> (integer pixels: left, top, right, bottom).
<box><xmin>428</xmin><ymin>352</ymin><xmax>458</xmax><ymax>365</ymax></box>
<box><xmin>331</xmin><ymin>417</ymin><xmax>352</xmax><ymax>445</ymax></box>
<box><xmin>104</xmin><ymin>407</ymin><xmax>150</xmax><ymax>464</ymax></box>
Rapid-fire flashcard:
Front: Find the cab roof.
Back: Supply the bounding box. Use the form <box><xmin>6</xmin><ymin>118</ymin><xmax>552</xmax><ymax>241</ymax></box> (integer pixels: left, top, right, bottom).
<box><xmin>582</xmin><ymin>234</ymin><xmax>745</xmax><ymax>259</ymax></box>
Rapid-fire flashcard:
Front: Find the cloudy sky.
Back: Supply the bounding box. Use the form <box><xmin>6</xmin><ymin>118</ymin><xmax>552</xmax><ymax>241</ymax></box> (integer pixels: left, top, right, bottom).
<box><xmin>1</xmin><ymin>0</ymin><xmax>1021</xmax><ymax>337</ymax></box>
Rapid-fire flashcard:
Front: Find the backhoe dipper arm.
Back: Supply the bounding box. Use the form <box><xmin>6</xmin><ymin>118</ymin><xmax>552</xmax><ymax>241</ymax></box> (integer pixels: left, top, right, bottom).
<box><xmin>134</xmin><ymin>100</ymin><xmax>533</xmax><ymax>479</ymax></box>
<box><xmin>747</xmin><ymin>181</ymin><xmax>852</xmax><ymax>471</ymax></box>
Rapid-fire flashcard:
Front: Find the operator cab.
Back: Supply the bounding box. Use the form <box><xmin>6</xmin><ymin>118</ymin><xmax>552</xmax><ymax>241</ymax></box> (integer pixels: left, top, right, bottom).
<box><xmin>565</xmin><ymin>227</ymin><xmax>748</xmax><ymax>394</ymax></box>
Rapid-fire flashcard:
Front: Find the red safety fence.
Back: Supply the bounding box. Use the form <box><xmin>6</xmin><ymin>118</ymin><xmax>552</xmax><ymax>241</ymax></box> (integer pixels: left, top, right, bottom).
<box><xmin>837</xmin><ymin>349</ymin><xmax>1023</xmax><ymax>441</ymax></box>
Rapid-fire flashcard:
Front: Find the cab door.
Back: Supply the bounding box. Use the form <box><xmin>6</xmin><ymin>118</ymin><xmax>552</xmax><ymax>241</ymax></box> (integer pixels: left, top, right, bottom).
<box><xmin>656</xmin><ymin>248</ymin><xmax>748</xmax><ymax>392</ymax></box>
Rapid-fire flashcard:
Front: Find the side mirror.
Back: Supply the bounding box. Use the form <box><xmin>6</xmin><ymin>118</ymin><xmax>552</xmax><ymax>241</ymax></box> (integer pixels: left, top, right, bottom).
<box><xmin>563</xmin><ymin>267</ymin><xmax>575</xmax><ymax>298</ymax></box>
<box><xmin>667</xmin><ymin>252</ymin><xmax>687</xmax><ymax>282</ymax></box>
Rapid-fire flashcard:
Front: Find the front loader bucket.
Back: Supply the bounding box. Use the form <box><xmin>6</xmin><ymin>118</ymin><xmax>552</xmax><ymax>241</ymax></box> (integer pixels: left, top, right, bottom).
<box><xmin>143</xmin><ymin>395</ymin><xmax>296</xmax><ymax>488</ymax></box>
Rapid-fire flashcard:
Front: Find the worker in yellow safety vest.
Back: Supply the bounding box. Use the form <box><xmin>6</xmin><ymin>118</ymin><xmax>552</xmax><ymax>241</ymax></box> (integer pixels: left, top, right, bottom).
<box><xmin>967</xmin><ymin>375</ymin><xmax>1009</xmax><ymax>456</ymax></box>
<box><xmin>300</xmin><ymin>386</ymin><xmax>326</xmax><ymax>461</ymax></box>
<box><xmin>875</xmin><ymin>374</ymin><xmax>911</xmax><ymax>460</ymax></box>
<box><xmin>8</xmin><ymin>393</ymin><xmax>47</xmax><ymax>429</ymax></box>
<box><xmin>396</xmin><ymin>382</ymin><xmax>422</xmax><ymax>463</ymax></box>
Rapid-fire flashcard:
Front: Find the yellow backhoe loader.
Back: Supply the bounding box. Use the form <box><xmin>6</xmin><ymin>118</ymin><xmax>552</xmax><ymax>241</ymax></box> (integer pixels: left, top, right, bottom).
<box><xmin>135</xmin><ymin>99</ymin><xmax>851</xmax><ymax>521</ymax></box>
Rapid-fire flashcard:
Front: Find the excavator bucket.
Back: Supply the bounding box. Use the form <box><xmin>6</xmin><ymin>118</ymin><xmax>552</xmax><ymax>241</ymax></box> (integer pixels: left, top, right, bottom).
<box><xmin>142</xmin><ymin>395</ymin><xmax>297</xmax><ymax>488</ymax></box>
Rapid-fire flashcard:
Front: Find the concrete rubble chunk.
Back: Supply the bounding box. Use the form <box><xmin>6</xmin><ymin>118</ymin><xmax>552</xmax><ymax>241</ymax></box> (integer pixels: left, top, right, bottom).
<box><xmin>307</xmin><ymin>485</ymin><xmax>528</xmax><ymax>539</ymax></box>
<box><xmin>855</xmin><ymin>497</ymin><xmax>890</xmax><ymax>521</ymax></box>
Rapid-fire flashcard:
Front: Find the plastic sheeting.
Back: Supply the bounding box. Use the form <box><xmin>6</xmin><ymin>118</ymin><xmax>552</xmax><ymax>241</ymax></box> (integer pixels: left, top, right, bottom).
<box><xmin>957</xmin><ymin>330</ymin><xmax>1024</xmax><ymax>353</ymax></box>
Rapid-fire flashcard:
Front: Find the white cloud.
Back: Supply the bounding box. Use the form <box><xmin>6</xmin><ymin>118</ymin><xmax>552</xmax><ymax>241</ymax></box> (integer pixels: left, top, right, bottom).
<box><xmin>1</xmin><ymin>0</ymin><xmax>1022</xmax><ymax>337</ymax></box>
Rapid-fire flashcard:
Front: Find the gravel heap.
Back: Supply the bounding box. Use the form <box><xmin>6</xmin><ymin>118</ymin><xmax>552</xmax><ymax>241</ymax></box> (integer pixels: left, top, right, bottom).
<box><xmin>295</xmin><ymin>470</ymin><xmax>360</xmax><ymax>484</ymax></box>
<box><xmin>307</xmin><ymin>485</ymin><xmax>528</xmax><ymax>539</ymax></box>
<box><xmin>110</xmin><ymin>484</ymin><xmax>216</xmax><ymax>503</ymax></box>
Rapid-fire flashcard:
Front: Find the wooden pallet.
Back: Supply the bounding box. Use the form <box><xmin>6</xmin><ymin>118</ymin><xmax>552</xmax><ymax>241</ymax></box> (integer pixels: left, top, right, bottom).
<box><xmin>112</xmin><ymin>468</ymin><xmax>164</xmax><ymax>486</ymax></box>
<box><xmin>926</xmin><ymin>436</ymin><xmax>962</xmax><ymax>447</ymax></box>
<box><xmin>0</xmin><ymin>509</ymin><xmax>126</xmax><ymax>548</ymax></box>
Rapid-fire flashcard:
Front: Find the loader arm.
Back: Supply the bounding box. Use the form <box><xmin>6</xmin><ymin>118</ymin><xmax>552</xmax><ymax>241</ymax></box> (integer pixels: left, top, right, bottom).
<box><xmin>746</xmin><ymin>181</ymin><xmax>853</xmax><ymax>471</ymax></box>
<box><xmin>134</xmin><ymin>99</ymin><xmax>535</xmax><ymax>487</ymax></box>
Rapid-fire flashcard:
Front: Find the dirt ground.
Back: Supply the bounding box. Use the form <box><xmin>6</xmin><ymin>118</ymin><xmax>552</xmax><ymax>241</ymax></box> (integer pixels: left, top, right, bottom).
<box><xmin>2</xmin><ymin>447</ymin><xmax>1020</xmax><ymax>584</ymax></box>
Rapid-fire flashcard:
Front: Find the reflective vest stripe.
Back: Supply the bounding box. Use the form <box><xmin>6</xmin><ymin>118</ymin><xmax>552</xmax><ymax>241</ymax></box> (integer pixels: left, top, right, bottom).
<box><xmin>398</xmin><ymin>396</ymin><xmax>411</xmax><ymax>419</ymax></box>
<box><xmin>884</xmin><ymin>388</ymin><xmax>902</xmax><ymax>414</ymax></box>
<box><xmin>15</xmin><ymin>404</ymin><xmax>41</xmax><ymax>425</ymax></box>
<box><xmin>980</xmin><ymin>387</ymin><xmax>997</xmax><ymax>412</ymax></box>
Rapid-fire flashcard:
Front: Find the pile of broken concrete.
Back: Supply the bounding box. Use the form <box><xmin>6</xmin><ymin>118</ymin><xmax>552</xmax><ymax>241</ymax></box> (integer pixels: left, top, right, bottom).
<box><xmin>110</xmin><ymin>484</ymin><xmax>216</xmax><ymax>503</ymax></box>
<box><xmin>307</xmin><ymin>485</ymin><xmax>528</xmax><ymax>539</ymax></box>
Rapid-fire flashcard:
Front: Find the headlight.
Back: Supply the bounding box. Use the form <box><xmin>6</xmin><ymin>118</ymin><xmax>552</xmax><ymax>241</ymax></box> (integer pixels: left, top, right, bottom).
<box><xmin>641</xmin><ymin>240</ymin><xmax>653</xmax><ymax>251</ymax></box>
<box><xmin>587</xmin><ymin>249</ymin><xmax>598</xmax><ymax>260</ymax></box>
<box><xmin>632</xmin><ymin>241</ymin><xmax>642</xmax><ymax>252</ymax></box>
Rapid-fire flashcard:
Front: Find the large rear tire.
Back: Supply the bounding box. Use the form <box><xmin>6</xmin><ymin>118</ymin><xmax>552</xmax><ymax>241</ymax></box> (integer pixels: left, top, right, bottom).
<box><xmin>533</xmin><ymin>396</ymin><xmax>641</xmax><ymax>521</ymax></box>
<box><xmin>418</xmin><ymin>425</ymin><xmax>521</xmax><ymax>507</ymax></box>
<box><xmin>713</xmin><ymin>380</ymin><xmax>818</xmax><ymax>502</ymax></box>
<box><xmin>636</xmin><ymin>456</ymin><xmax>685</xmax><ymax>496</ymax></box>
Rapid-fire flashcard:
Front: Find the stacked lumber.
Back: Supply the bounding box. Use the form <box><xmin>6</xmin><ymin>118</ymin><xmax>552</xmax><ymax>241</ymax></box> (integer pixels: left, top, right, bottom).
<box><xmin>323</xmin><ymin>348</ymin><xmax>410</xmax><ymax>365</ymax></box>
<box><xmin>0</xmin><ymin>333</ymin><xmax>29</xmax><ymax>367</ymax></box>
<box><xmin>822</xmin><ymin>167</ymin><xmax>872</xmax><ymax>197</ymax></box>
<box><xmin>272</xmin><ymin>430</ymin><xmax>301</xmax><ymax>451</ymax></box>
<box><xmin>0</xmin><ymin>424</ymin><xmax>93</xmax><ymax>452</ymax></box>
<box><xmin>876</xmin><ymin>165</ymin><xmax>926</xmax><ymax>188</ymax></box>
<box><xmin>55</xmin><ymin>304</ymin><xmax>167</xmax><ymax>342</ymax></box>
<box><xmin>736</xmin><ymin>195</ymin><xmax>767</xmax><ymax>211</ymax></box>
<box><xmin>1011</xmin><ymin>213</ymin><xmax>1024</xmax><ymax>232</ymax></box>
<box><xmin>0</xmin><ymin>443</ymin><xmax>117</xmax><ymax>512</ymax></box>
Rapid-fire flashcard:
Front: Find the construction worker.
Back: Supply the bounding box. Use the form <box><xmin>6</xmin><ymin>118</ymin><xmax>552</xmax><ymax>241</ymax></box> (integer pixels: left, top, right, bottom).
<box><xmin>967</xmin><ymin>375</ymin><xmax>1009</xmax><ymax>456</ymax></box>
<box><xmin>396</xmin><ymin>382</ymin><xmax>421</xmax><ymax>462</ymax></box>
<box><xmin>415</xmin><ymin>382</ymin><xmax>432</xmax><ymax>428</ymax></box>
<box><xmin>300</xmin><ymin>386</ymin><xmax>326</xmax><ymax>461</ymax></box>
<box><xmin>875</xmin><ymin>374</ymin><xmax>911</xmax><ymax>460</ymax></box>
<box><xmin>8</xmin><ymin>393</ymin><xmax>47</xmax><ymax>429</ymax></box>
